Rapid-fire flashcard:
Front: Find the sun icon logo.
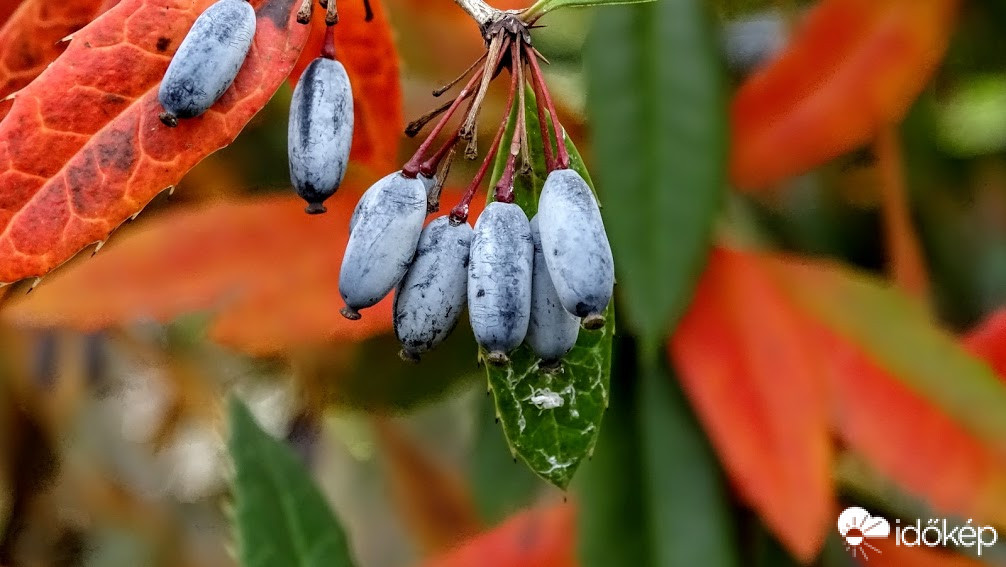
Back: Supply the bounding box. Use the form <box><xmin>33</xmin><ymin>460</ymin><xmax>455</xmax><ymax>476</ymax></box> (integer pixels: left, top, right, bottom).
<box><xmin>837</xmin><ymin>507</ymin><xmax>891</xmax><ymax>560</ymax></box>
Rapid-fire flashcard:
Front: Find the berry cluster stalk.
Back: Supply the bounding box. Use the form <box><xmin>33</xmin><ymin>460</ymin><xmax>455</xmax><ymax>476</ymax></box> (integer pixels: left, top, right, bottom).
<box><xmin>398</xmin><ymin>8</ymin><xmax>574</xmax><ymax>223</ymax></box>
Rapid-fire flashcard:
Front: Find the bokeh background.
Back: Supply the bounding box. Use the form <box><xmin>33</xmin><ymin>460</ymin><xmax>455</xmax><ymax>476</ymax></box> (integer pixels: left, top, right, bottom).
<box><xmin>2</xmin><ymin>0</ymin><xmax>1006</xmax><ymax>565</ymax></box>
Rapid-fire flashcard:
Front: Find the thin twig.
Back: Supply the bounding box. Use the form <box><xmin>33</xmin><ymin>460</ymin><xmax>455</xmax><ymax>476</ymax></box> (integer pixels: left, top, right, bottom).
<box><xmin>434</xmin><ymin>52</ymin><xmax>488</xmax><ymax>97</ymax></box>
<box><xmin>875</xmin><ymin>124</ymin><xmax>930</xmax><ymax>303</ymax></box>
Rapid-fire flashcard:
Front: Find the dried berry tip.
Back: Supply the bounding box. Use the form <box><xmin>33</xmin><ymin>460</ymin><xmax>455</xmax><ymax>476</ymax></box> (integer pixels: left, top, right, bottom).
<box><xmin>305</xmin><ymin>202</ymin><xmax>327</xmax><ymax>215</ymax></box>
<box><xmin>398</xmin><ymin>349</ymin><xmax>420</xmax><ymax>363</ymax></box>
<box><xmin>487</xmin><ymin>351</ymin><xmax>509</xmax><ymax>366</ymax></box>
<box><xmin>159</xmin><ymin>112</ymin><xmax>178</xmax><ymax>127</ymax></box>
<box><xmin>297</xmin><ymin>0</ymin><xmax>313</xmax><ymax>23</ymax></box>
<box><xmin>582</xmin><ymin>314</ymin><xmax>605</xmax><ymax>330</ymax></box>
<box><xmin>340</xmin><ymin>306</ymin><xmax>362</xmax><ymax>320</ymax></box>
<box><xmin>539</xmin><ymin>360</ymin><xmax>563</xmax><ymax>373</ymax></box>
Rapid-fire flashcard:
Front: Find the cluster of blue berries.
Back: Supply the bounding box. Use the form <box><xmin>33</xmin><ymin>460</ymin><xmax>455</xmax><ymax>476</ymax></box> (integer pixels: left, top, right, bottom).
<box><xmin>157</xmin><ymin>5</ymin><xmax>613</xmax><ymax>368</ymax></box>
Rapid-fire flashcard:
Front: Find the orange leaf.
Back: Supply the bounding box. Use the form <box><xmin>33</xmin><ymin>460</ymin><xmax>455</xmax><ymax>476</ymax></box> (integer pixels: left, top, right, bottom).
<box><xmin>4</xmin><ymin>193</ymin><xmax>392</xmax><ymax>356</ymax></box>
<box><xmin>730</xmin><ymin>0</ymin><xmax>959</xmax><ymax>190</ymax></box>
<box><xmin>671</xmin><ymin>247</ymin><xmax>1006</xmax><ymax>558</ymax></box>
<box><xmin>374</xmin><ymin>418</ymin><xmax>482</xmax><ymax>554</ymax></box>
<box><xmin>417</xmin><ymin>504</ymin><xmax>577</xmax><ymax>567</ymax></box>
<box><xmin>864</xmin><ymin>537</ymin><xmax>987</xmax><ymax>567</ymax></box>
<box><xmin>0</xmin><ymin>0</ymin><xmax>311</xmax><ymax>283</ymax></box>
<box><xmin>669</xmin><ymin>247</ymin><xmax>834</xmax><ymax>562</ymax></box>
<box><xmin>963</xmin><ymin>308</ymin><xmax>1006</xmax><ymax>382</ymax></box>
<box><xmin>289</xmin><ymin>0</ymin><xmax>402</xmax><ymax>175</ymax></box>
<box><xmin>0</xmin><ymin>0</ymin><xmax>112</xmax><ymax>121</ymax></box>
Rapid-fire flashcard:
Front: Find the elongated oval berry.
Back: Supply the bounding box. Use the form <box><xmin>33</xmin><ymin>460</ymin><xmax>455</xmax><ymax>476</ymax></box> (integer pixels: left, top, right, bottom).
<box><xmin>468</xmin><ymin>202</ymin><xmax>533</xmax><ymax>365</ymax></box>
<box><xmin>537</xmin><ymin>169</ymin><xmax>614</xmax><ymax>329</ymax></box>
<box><xmin>288</xmin><ymin>57</ymin><xmax>354</xmax><ymax>214</ymax></box>
<box><xmin>158</xmin><ymin>0</ymin><xmax>257</xmax><ymax>126</ymax></box>
<box><xmin>394</xmin><ymin>217</ymin><xmax>473</xmax><ymax>361</ymax></box>
<box><xmin>339</xmin><ymin>171</ymin><xmax>427</xmax><ymax>319</ymax></box>
<box><xmin>526</xmin><ymin>216</ymin><xmax>579</xmax><ymax>363</ymax></box>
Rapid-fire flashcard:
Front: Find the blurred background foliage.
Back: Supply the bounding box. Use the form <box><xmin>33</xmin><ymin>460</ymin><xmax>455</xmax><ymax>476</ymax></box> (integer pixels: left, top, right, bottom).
<box><xmin>3</xmin><ymin>0</ymin><xmax>1006</xmax><ymax>565</ymax></box>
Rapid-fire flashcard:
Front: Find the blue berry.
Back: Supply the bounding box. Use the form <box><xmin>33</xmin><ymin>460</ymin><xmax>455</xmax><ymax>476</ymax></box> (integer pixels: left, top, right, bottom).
<box><xmin>158</xmin><ymin>0</ymin><xmax>256</xmax><ymax>126</ymax></box>
<box><xmin>288</xmin><ymin>58</ymin><xmax>354</xmax><ymax>214</ymax></box>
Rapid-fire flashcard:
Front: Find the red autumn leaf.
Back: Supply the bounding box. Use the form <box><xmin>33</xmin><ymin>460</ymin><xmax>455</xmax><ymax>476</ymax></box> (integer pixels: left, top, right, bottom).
<box><xmin>0</xmin><ymin>0</ymin><xmax>22</xmax><ymax>22</ymax></box>
<box><xmin>864</xmin><ymin>537</ymin><xmax>987</xmax><ymax>567</ymax></box>
<box><xmin>671</xmin><ymin>247</ymin><xmax>1006</xmax><ymax>558</ymax></box>
<box><xmin>0</xmin><ymin>0</ymin><xmax>311</xmax><ymax>284</ymax></box>
<box><xmin>730</xmin><ymin>0</ymin><xmax>959</xmax><ymax>190</ymax></box>
<box><xmin>963</xmin><ymin>308</ymin><xmax>1006</xmax><ymax>381</ymax></box>
<box><xmin>3</xmin><ymin>193</ymin><xmax>392</xmax><ymax>356</ymax></box>
<box><xmin>288</xmin><ymin>0</ymin><xmax>402</xmax><ymax>175</ymax></box>
<box><xmin>0</xmin><ymin>0</ymin><xmax>113</xmax><ymax>121</ymax></box>
<box><xmin>416</xmin><ymin>504</ymin><xmax>577</xmax><ymax>567</ymax></box>
<box><xmin>669</xmin><ymin>247</ymin><xmax>834</xmax><ymax>562</ymax></box>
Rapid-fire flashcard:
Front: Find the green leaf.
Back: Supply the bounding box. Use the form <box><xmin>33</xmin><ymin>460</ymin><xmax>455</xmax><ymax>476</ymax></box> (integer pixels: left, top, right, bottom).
<box><xmin>575</xmin><ymin>348</ymin><xmax>651</xmax><ymax>567</ymax></box>
<box><xmin>524</xmin><ymin>0</ymin><xmax>655</xmax><ymax>23</ymax></box>
<box><xmin>574</xmin><ymin>346</ymin><xmax>739</xmax><ymax>567</ymax></box>
<box><xmin>585</xmin><ymin>0</ymin><xmax>728</xmax><ymax>349</ymax></box>
<box><xmin>468</xmin><ymin>393</ymin><xmax>544</xmax><ymax>523</ymax></box>
<box><xmin>228</xmin><ymin>398</ymin><xmax>357</xmax><ymax>567</ymax></box>
<box><xmin>482</xmin><ymin>86</ymin><xmax>614</xmax><ymax>490</ymax></box>
<box><xmin>638</xmin><ymin>362</ymin><xmax>739</xmax><ymax>567</ymax></box>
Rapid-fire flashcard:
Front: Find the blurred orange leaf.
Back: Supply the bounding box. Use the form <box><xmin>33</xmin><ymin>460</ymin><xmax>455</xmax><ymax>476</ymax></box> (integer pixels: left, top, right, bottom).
<box><xmin>669</xmin><ymin>247</ymin><xmax>833</xmax><ymax>562</ymax></box>
<box><xmin>417</xmin><ymin>504</ymin><xmax>577</xmax><ymax>567</ymax></box>
<box><xmin>0</xmin><ymin>0</ymin><xmax>311</xmax><ymax>283</ymax></box>
<box><xmin>374</xmin><ymin>419</ymin><xmax>481</xmax><ymax>554</ymax></box>
<box><xmin>4</xmin><ymin>193</ymin><xmax>392</xmax><ymax>356</ymax></box>
<box><xmin>0</xmin><ymin>0</ymin><xmax>112</xmax><ymax>121</ymax></box>
<box><xmin>730</xmin><ymin>0</ymin><xmax>959</xmax><ymax>190</ymax></box>
<box><xmin>670</xmin><ymin>247</ymin><xmax>1006</xmax><ymax>558</ymax></box>
<box><xmin>290</xmin><ymin>0</ymin><xmax>402</xmax><ymax>175</ymax></box>
<box><xmin>763</xmin><ymin>257</ymin><xmax>1006</xmax><ymax>527</ymax></box>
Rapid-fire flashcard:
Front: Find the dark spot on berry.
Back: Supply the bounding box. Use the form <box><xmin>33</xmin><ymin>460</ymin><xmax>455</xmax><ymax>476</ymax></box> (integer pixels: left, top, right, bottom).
<box><xmin>476</xmin><ymin>289</ymin><xmax>485</xmax><ymax>298</ymax></box>
<box><xmin>155</xmin><ymin>37</ymin><xmax>171</xmax><ymax>52</ymax></box>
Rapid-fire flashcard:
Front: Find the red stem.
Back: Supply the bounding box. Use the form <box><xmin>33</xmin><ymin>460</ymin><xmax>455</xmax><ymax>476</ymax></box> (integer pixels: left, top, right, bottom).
<box><xmin>321</xmin><ymin>25</ymin><xmax>336</xmax><ymax>59</ymax></box>
<box><xmin>494</xmin><ymin>41</ymin><xmax>524</xmax><ymax>203</ymax></box>
<box><xmin>525</xmin><ymin>43</ymin><xmax>568</xmax><ymax>170</ymax></box>
<box><xmin>420</xmin><ymin>130</ymin><xmax>460</xmax><ymax>178</ymax></box>
<box><xmin>404</xmin><ymin>39</ymin><xmax>510</xmax><ymax>178</ymax></box>
<box><xmin>402</xmin><ymin>70</ymin><xmax>483</xmax><ymax>177</ymax></box>
<box><xmin>528</xmin><ymin>61</ymin><xmax>555</xmax><ymax>172</ymax></box>
<box><xmin>449</xmin><ymin>47</ymin><xmax>521</xmax><ymax>223</ymax></box>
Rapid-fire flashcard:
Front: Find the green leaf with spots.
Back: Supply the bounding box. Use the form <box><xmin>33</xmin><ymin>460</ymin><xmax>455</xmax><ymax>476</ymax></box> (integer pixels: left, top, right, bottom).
<box><xmin>482</xmin><ymin>85</ymin><xmax>614</xmax><ymax>490</ymax></box>
<box><xmin>228</xmin><ymin>398</ymin><xmax>357</xmax><ymax>567</ymax></box>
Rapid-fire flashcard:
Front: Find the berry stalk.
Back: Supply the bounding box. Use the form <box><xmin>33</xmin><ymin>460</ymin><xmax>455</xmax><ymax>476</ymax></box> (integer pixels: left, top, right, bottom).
<box><xmin>494</xmin><ymin>40</ymin><xmax>524</xmax><ymax>203</ymax></box>
<box><xmin>449</xmin><ymin>42</ymin><xmax>520</xmax><ymax>223</ymax></box>
<box><xmin>403</xmin><ymin>38</ymin><xmax>510</xmax><ymax>177</ymax></box>
<box><xmin>525</xmin><ymin>43</ymin><xmax>569</xmax><ymax>171</ymax></box>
